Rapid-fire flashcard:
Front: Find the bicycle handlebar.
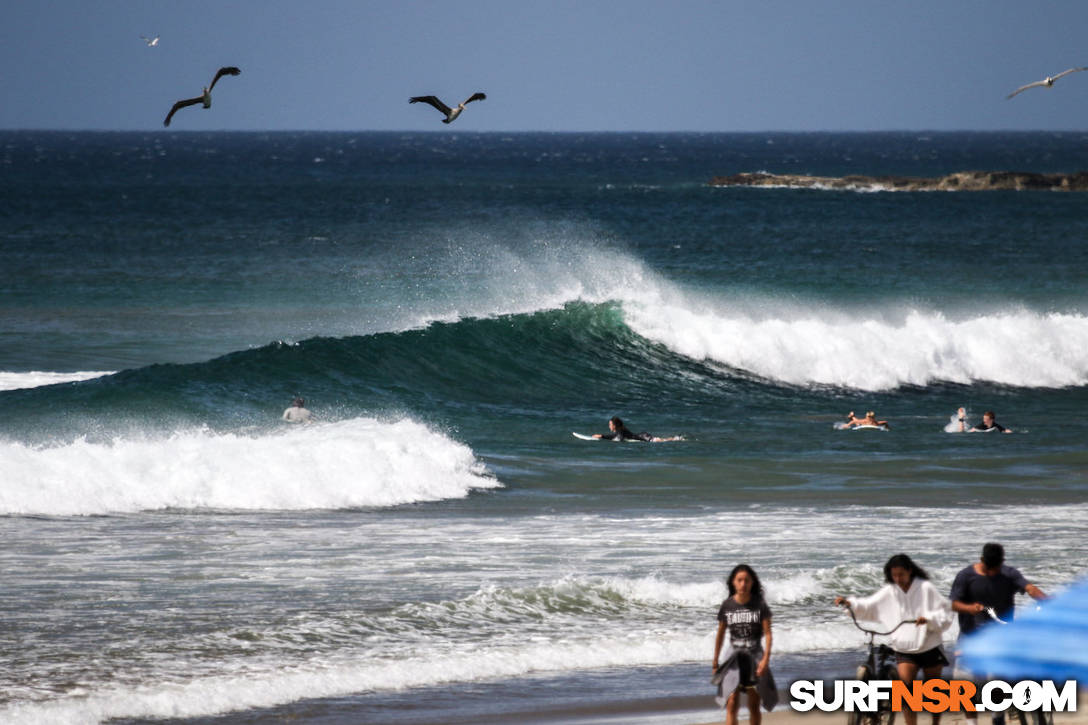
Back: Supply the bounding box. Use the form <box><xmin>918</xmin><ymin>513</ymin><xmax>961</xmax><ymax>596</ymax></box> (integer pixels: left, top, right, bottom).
<box><xmin>841</xmin><ymin>603</ymin><xmax>917</xmax><ymax>636</ymax></box>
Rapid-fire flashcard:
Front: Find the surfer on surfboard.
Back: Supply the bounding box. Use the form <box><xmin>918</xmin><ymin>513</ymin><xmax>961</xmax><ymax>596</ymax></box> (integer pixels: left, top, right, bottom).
<box><xmin>590</xmin><ymin>416</ymin><xmax>682</xmax><ymax>442</ymax></box>
<box><xmin>838</xmin><ymin>410</ymin><xmax>890</xmax><ymax>430</ymax></box>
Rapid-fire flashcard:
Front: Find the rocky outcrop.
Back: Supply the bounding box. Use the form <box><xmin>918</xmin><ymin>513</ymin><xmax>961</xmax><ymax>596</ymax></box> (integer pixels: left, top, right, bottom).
<box><xmin>708</xmin><ymin>170</ymin><xmax>1088</xmax><ymax>191</ymax></box>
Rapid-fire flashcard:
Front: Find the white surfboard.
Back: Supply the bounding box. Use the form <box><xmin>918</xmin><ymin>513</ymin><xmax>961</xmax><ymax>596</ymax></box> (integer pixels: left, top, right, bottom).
<box><xmin>572</xmin><ymin>432</ymin><xmax>644</xmax><ymax>442</ymax></box>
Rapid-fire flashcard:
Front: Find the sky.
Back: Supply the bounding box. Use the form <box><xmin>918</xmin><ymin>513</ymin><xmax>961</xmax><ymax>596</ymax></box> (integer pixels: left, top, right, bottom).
<box><xmin>3</xmin><ymin>0</ymin><xmax>1088</xmax><ymax>132</ymax></box>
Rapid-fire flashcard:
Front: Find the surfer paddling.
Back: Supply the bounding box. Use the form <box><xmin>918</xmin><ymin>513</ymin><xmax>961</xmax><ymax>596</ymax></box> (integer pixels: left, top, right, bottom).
<box><xmin>282</xmin><ymin>397</ymin><xmax>313</xmax><ymax>424</ymax></box>
<box><xmin>839</xmin><ymin>410</ymin><xmax>889</xmax><ymax>429</ymax></box>
<box><xmin>592</xmin><ymin>416</ymin><xmax>681</xmax><ymax>442</ymax></box>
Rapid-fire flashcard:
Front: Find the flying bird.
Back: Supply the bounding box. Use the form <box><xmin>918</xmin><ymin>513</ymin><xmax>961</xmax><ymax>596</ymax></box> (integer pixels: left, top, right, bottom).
<box><xmin>409</xmin><ymin>92</ymin><xmax>486</xmax><ymax>123</ymax></box>
<box><xmin>140</xmin><ymin>35</ymin><xmax>159</xmax><ymax>47</ymax></box>
<box><xmin>163</xmin><ymin>67</ymin><xmax>241</xmax><ymax>127</ymax></box>
<box><xmin>1006</xmin><ymin>67</ymin><xmax>1088</xmax><ymax>99</ymax></box>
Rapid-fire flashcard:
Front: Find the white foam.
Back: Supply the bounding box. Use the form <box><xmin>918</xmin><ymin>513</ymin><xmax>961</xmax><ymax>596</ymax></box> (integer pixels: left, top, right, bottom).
<box><xmin>622</xmin><ymin>297</ymin><xmax>1088</xmax><ymax>391</ymax></box>
<box><xmin>0</xmin><ymin>618</ymin><xmax>861</xmax><ymax>725</ymax></box>
<box><xmin>391</xmin><ymin>239</ymin><xmax>1088</xmax><ymax>391</ymax></box>
<box><xmin>0</xmin><ymin>370</ymin><xmax>113</xmax><ymax>391</ymax></box>
<box><xmin>0</xmin><ymin>417</ymin><xmax>499</xmax><ymax>516</ymax></box>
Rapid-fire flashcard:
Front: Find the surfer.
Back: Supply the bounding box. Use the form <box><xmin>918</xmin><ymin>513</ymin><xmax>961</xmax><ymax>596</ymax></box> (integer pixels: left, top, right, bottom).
<box><xmin>282</xmin><ymin>397</ymin><xmax>313</xmax><ymax>424</ymax></box>
<box><xmin>969</xmin><ymin>410</ymin><xmax>1011</xmax><ymax>434</ymax></box>
<box><xmin>841</xmin><ymin>410</ymin><xmax>889</xmax><ymax>429</ymax></box>
<box><xmin>592</xmin><ymin>416</ymin><xmax>680</xmax><ymax>442</ymax></box>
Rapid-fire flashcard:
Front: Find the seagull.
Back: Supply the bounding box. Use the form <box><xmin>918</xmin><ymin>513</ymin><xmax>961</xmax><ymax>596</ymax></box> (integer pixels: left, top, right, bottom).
<box><xmin>1006</xmin><ymin>67</ymin><xmax>1088</xmax><ymax>99</ymax></box>
<box><xmin>163</xmin><ymin>67</ymin><xmax>241</xmax><ymax>127</ymax></box>
<box><xmin>409</xmin><ymin>92</ymin><xmax>486</xmax><ymax>123</ymax></box>
<box><xmin>140</xmin><ymin>35</ymin><xmax>159</xmax><ymax>47</ymax></box>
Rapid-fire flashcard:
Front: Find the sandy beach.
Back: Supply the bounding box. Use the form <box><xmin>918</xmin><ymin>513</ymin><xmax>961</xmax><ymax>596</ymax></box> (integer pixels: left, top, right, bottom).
<box><xmin>413</xmin><ymin>688</ymin><xmax>1088</xmax><ymax>725</ymax></box>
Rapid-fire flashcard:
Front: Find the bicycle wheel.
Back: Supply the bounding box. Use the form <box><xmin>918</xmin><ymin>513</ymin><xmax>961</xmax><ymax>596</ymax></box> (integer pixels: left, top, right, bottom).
<box><xmin>847</xmin><ymin>665</ymin><xmax>871</xmax><ymax>725</ymax></box>
<box><xmin>875</xmin><ymin>665</ymin><xmax>899</xmax><ymax>725</ymax></box>
<box><xmin>1007</xmin><ymin>709</ymin><xmax>1028</xmax><ymax>725</ymax></box>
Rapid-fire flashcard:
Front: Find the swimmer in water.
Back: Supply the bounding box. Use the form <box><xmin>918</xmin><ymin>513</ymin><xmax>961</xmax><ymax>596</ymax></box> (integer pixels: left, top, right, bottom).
<box><xmin>970</xmin><ymin>410</ymin><xmax>1011</xmax><ymax>434</ymax></box>
<box><xmin>282</xmin><ymin>397</ymin><xmax>314</xmax><ymax>424</ymax></box>
<box><xmin>592</xmin><ymin>416</ymin><xmax>681</xmax><ymax>442</ymax></box>
<box><xmin>842</xmin><ymin>410</ymin><xmax>889</xmax><ymax>429</ymax></box>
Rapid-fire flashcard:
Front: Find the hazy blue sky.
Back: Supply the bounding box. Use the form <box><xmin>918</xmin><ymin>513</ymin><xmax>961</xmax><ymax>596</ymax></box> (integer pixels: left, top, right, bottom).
<box><xmin>4</xmin><ymin>0</ymin><xmax>1088</xmax><ymax>131</ymax></box>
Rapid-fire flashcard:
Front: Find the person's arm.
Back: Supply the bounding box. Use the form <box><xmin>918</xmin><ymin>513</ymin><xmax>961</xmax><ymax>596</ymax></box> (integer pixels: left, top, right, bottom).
<box><xmin>958</xmin><ymin>408</ymin><xmax>967</xmax><ymax>432</ymax></box>
<box><xmin>713</xmin><ymin>620</ymin><xmax>726</xmax><ymax>673</ymax></box>
<box><xmin>1008</xmin><ymin>566</ymin><xmax>1045</xmax><ymax>601</ymax></box>
<box><xmin>921</xmin><ymin>581</ymin><xmax>955</xmax><ymax>631</ymax></box>
<box><xmin>756</xmin><ymin>616</ymin><xmax>772</xmax><ymax>678</ymax></box>
<box><xmin>951</xmin><ymin>599</ymin><xmax>984</xmax><ymax>615</ymax></box>
<box><xmin>949</xmin><ymin>571</ymin><xmax>985</xmax><ymax>615</ymax></box>
<box><xmin>838</xmin><ymin>586</ymin><xmax>889</xmax><ymax>622</ymax></box>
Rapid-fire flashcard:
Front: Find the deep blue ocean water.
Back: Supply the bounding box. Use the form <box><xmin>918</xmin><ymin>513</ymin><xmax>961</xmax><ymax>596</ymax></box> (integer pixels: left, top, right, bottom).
<box><xmin>1</xmin><ymin>131</ymin><xmax>1086</xmax><ymax>724</ymax></box>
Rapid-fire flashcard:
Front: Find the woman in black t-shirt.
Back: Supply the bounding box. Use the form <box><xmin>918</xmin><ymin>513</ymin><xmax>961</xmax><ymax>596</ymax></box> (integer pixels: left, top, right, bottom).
<box><xmin>713</xmin><ymin>564</ymin><xmax>774</xmax><ymax>725</ymax></box>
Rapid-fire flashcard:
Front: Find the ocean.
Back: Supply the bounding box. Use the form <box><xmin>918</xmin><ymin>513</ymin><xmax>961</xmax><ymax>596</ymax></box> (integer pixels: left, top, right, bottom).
<box><xmin>1</xmin><ymin>130</ymin><xmax>1086</xmax><ymax>724</ymax></box>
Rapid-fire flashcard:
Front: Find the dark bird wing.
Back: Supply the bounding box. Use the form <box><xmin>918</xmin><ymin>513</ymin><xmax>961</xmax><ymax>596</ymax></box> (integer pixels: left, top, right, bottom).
<box><xmin>163</xmin><ymin>96</ymin><xmax>205</xmax><ymax>127</ymax></box>
<box><xmin>208</xmin><ymin>66</ymin><xmax>241</xmax><ymax>91</ymax></box>
<box><xmin>463</xmin><ymin>92</ymin><xmax>486</xmax><ymax>105</ymax></box>
<box><xmin>409</xmin><ymin>96</ymin><xmax>452</xmax><ymax>115</ymax></box>
<box><xmin>1006</xmin><ymin>80</ymin><xmax>1047</xmax><ymax>99</ymax></box>
<box><xmin>1051</xmin><ymin>66</ymin><xmax>1088</xmax><ymax>82</ymax></box>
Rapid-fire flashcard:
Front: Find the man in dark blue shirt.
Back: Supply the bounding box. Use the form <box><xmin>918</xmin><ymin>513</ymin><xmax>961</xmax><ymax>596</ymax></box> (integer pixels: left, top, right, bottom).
<box><xmin>950</xmin><ymin>543</ymin><xmax>1046</xmax><ymax>725</ymax></box>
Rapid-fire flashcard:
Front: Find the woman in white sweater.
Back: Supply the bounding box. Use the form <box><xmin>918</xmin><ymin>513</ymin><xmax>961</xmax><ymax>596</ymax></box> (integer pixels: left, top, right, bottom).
<box><xmin>834</xmin><ymin>554</ymin><xmax>954</xmax><ymax>725</ymax></box>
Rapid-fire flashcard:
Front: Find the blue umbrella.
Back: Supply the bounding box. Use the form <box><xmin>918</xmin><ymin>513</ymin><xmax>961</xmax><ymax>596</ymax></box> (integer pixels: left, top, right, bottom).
<box><xmin>960</xmin><ymin>577</ymin><xmax>1088</xmax><ymax>681</ymax></box>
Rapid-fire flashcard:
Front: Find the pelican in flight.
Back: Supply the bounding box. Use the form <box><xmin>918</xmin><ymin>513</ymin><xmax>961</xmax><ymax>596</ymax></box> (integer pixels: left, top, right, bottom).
<box><xmin>140</xmin><ymin>35</ymin><xmax>159</xmax><ymax>47</ymax></box>
<box><xmin>163</xmin><ymin>67</ymin><xmax>241</xmax><ymax>127</ymax></box>
<box><xmin>1006</xmin><ymin>67</ymin><xmax>1088</xmax><ymax>99</ymax></box>
<box><xmin>409</xmin><ymin>92</ymin><xmax>486</xmax><ymax>123</ymax></box>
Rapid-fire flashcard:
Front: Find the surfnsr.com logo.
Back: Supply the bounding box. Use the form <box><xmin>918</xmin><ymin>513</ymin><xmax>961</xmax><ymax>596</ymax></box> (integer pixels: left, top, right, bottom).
<box><xmin>789</xmin><ymin>679</ymin><xmax>1078</xmax><ymax>713</ymax></box>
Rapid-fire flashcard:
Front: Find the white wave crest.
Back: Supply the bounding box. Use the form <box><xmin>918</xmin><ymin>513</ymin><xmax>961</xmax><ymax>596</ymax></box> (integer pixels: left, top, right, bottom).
<box><xmin>0</xmin><ymin>370</ymin><xmax>114</xmax><ymax>391</ymax></box>
<box><xmin>0</xmin><ymin>617</ymin><xmax>863</xmax><ymax>725</ymax></box>
<box><xmin>0</xmin><ymin>418</ymin><xmax>498</xmax><ymax>516</ymax></box>
<box><xmin>403</xmin><ymin>239</ymin><xmax>1088</xmax><ymax>391</ymax></box>
<box><xmin>623</xmin><ymin>300</ymin><xmax>1088</xmax><ymax>391</ymax></box>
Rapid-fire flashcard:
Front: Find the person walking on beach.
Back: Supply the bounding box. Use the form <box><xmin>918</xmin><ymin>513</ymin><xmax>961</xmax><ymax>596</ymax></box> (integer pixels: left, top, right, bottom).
<box><xmin>835</xmin><ymin>553</ymin><xmax>953</xmax><ymax>725</ymax></box>
<box><xmin>282</xmin><ymin>397</ymin><xmax>313</xmax><ymax>424</ymax></box>
<box><xmin>950</xmin><ymin>543</ymin><xmax>1046</xmax><ymax>725</ymax></box>
<box><xmin>712</xmin><ymin>564</ymin><xmax>776</xmax><ymax>725</ymax></box>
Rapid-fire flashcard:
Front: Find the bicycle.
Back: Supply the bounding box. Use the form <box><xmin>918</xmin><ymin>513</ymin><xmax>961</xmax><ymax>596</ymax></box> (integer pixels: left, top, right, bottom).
<box><xmin>843</xmin><ymin>605</ymin><xmax>916</xmax><ymax>725</ymax></box>
<box><xmin>968</xmin><ymin>607</ymin><xmax>1054</xmax><ymax>725</ymax></box>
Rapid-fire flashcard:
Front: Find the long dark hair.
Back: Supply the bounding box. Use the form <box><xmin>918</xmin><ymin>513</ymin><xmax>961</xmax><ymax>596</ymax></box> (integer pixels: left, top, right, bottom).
<box><xmin>609</xmin><ymin>416</ymin><xmax>634</xmax><ymax>435</ymax></box>
<box><xmin>883</xmin><ymin>553</ymin><xmax>929</xmax><ymax>583</ymax></box>
<box><xmin>726</xmin><ymin>563</ymin><xmax>764</xmax><ymax>601</ymax></box>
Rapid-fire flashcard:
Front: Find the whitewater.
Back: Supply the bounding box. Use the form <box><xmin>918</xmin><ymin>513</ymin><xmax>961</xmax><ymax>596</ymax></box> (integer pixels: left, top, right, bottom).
<box><xmin>0</xmin><ymin>417</ymin><xmax>498</xmax><ymax>516</ymax></box>
<box><xmin>3</xmin><ymin>131</ymin><xmax>1087</xmax><ymax>724</ymax></box>
<box><xmin>2</xmin><ymin>503</ymin><xmax>1081</xmax><ymax>725</ymax></box>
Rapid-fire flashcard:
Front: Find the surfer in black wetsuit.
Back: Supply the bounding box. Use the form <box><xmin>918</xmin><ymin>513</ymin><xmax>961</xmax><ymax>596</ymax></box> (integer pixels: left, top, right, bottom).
<box><xmin>593</xmin><ymin>416</ymin><xmax>680</xmax><ymax>442</ymax></box>
<box><xmin>970</xmin><ymin>410</ymin><xmax>1011</xmax><ymax>433</ymax></box>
